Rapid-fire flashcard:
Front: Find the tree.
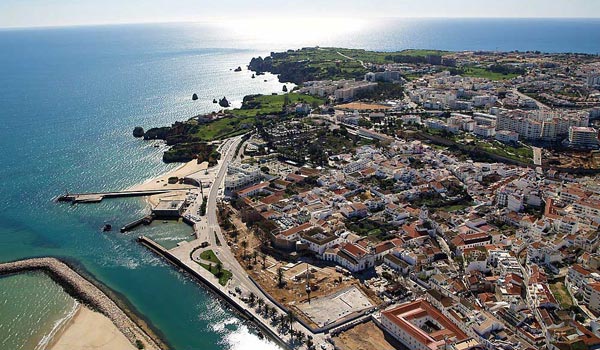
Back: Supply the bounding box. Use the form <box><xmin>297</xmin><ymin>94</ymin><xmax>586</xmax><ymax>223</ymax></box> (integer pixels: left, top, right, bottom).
<box><xmin>278</xmin><ymin>314</ymin><xmax>287</xmax><ymax>331</ymax></box>
<box><xmin>248</xmin><ymin>292</ymin><xmax>256</xmax><ymax>305</ymax></box>
<box><xmin>277</xmin><ymin>267</ymin><xmax>285</xmax><ymax>288</ymax></box>
<box><xmin>287</xmin><ymin>310</ymin><xmax>296</xmax><ymax>340</ymax></box>
<box><xmin>260</xmin><ymin>252</ymin><xmax>267</xmax><ymax>269</ymax></box>
<box><xmin>215</xmin><ymin>262</ymin><xmax>223</xmax><ymax>277</ymax></box>
<box><xmin>306</xmin><ymin>336</ymin><xmax>314</xmax><ymax>350</ymax></box>
<box><xmin>257</xmin><ymin>298</ymin><xmax>264</xmax><ymax>311</ymax></box>
<box><xmin>252</xmin><ymin>251</ymin><xmax>258</xmax><ymax>264</ymax></box>
<box><xmin>241</xmin><ymin>240</ymin><xmax>248</xmax><ymax>259</ymax></box>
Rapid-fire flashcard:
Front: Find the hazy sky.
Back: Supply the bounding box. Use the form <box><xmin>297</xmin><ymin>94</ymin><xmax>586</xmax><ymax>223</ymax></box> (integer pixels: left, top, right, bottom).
<box><xmin>1</xmin><ymin>0</ymin><xmax>599</xmax><ymax>28</ymax></box>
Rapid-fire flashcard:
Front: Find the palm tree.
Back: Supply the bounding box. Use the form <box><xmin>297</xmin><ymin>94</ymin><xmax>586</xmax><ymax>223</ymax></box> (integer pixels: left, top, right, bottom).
<box><xmin>215</xmin><ymin>262</ymin><xmax>223</xmax><ymax>277</ymax></box>
<box><xmin>260</xmin><ymin>252</ymin><xmax>267</xmax><ymax>269</ymax></box>
<box><xmin>257</xmin><ymin>298</ymin><xmax>264</xmax><ymax>311</ymax></box>
<box><xmin>277</xmin><ymin>267</ymin><xmax>285</xmax><ymax>288</ymax></box>
<box><xmin>241</xmin><ymin>240</ymin><xmax>248</xmax><ymax>259</ymax></box>
<box><xmin>306</xmin><ymin>336</ymin><xmax>314</xmax><ymax>349</ymax></box>
<box><xmin>278</xmin><ymin>314</ymin><xmax>287</xmax><ymax>330</ymax></box>
<box><xmin>287</xmin><ymin>310</ymin><xmax>295</xmax><ymax>339</ymax></box>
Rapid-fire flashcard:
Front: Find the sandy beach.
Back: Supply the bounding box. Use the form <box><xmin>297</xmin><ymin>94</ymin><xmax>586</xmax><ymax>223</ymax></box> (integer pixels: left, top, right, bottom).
<box><xmin>48</xmin><ymin>306</ymin><xmax>136</xmax><ymax>350</ymax></box>
<box><xmin>129</xmin><ymin>159</ymin><xmax>211</xmax><ymax>207</ymax></box>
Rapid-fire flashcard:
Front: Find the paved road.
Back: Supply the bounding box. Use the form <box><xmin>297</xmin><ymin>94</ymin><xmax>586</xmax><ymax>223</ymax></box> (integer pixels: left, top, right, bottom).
<box><xmin>181</xmin><ymin>135</ymin><xmax>333</xmax><ymax>349</ymax></box>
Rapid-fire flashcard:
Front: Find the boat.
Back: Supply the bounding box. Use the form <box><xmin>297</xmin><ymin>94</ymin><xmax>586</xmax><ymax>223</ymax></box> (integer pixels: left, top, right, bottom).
<box><xmin>102</xmin><ymin>224</ymin><xmax>112</xmax><ymax>232</ymax></box>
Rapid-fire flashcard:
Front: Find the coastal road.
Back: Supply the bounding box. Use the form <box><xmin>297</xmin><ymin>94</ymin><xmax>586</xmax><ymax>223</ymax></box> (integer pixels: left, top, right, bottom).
<box><xmin>164</xmin><ymin>135</ymin><xmax>333</xmax><ymax>349</ymax></box>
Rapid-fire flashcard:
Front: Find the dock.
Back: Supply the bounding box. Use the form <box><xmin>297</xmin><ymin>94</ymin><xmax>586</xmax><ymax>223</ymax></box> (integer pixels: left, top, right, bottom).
<box><xmin>55</xmin><ymin>190</ymin><xmax>173</xmax><ymax>203</ymax></box>
<box><xmin>120</xmin><ymin>215</ymin><xmax>154</xmax><ymax>233</ymax></box>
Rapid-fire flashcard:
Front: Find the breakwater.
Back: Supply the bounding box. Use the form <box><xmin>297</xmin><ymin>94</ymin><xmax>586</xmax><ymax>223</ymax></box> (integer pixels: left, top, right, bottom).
<box><xmin>0</xmin><ymin>257</ymin><xmax>163</xmax><ymax>350</ymax></box>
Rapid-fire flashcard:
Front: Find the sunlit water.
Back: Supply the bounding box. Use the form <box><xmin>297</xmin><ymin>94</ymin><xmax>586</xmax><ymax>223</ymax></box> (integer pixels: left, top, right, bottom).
<box><xmin>0</xmin><ymin>18</ymin><xmax>599</xmax><ymax>350</ymax></box>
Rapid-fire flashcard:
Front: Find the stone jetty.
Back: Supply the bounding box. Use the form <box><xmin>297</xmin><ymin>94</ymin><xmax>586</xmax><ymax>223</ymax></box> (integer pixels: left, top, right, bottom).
<box><xmin>0</xmin><ymin>257</ymin><xmax>163</xmax><ymax>350</ymax></box>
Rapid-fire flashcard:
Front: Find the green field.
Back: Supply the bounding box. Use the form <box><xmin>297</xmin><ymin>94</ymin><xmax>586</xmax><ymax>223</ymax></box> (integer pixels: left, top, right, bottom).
<box><xmin>550</xmin><ymin>282</ymin><xmax>573</xmax><ymax>309</ymax></box>
<box><xmin>192</xmin><ymin>116</ymin><xmax>255</xmax><ymax>141</ymax></box>
<box><xmin>474</xmin><ymin>139</ymin><xmax>533</xmax><ymax>163</ymax></box>
<box><xmin>460</xmin><ymin>67</ymin><xmax>518</xmax><ymax>81</ymax></box>
<box><xmin>250</xmin><ymin>47</ymin><xmax>451</xmax><ymax>83</ymax></box>
<box><xmin>227</xmin><ymin>93</ymin><xmax>324</xmax><ymax>117</ymax></box>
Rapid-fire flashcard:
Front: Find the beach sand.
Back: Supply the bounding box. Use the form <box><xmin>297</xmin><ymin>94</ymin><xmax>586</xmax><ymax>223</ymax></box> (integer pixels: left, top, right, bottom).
<box><xmin>129</xmin><ymin>159</ymin><xmax>211</xmax><ymax>206</ymax></box>
<box><xmin>49</xmin><ymin>306</ymin><xmax>136</xmax><ymax>350</ymax></box>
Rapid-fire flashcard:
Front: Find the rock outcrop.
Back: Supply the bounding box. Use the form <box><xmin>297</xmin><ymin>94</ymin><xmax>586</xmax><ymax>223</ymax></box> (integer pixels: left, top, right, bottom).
<box><xmin>192</xmin><ymin>93</ymin><xmax>198</xmax><ymax>101</ymax></box>
<box><xmin>218</xmin><ymin>97</ymin><xmax>230</xmax><ymax>108</ymax></box>
<box><xmin>132</xmin><ymin>127</ymin><xmax>145</xmax><ymax>138</ymax></box>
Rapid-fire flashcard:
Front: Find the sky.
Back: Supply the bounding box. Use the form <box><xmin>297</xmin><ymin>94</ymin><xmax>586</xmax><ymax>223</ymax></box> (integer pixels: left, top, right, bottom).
<box><xmin>0</xmin><ymin>0</ymin><xmax>599</xmax><ymax>28</ymax></box>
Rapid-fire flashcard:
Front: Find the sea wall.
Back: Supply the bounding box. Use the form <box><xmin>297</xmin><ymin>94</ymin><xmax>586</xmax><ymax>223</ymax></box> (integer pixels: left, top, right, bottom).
<box><xmin>137</xmin><ymin>236</ymin><xmax>291</xmax><ymax>350</ymax></box>
<box><xmin>0</xmin><ymin>257</ymin><xmax>163</xmax><ymax>350</ymax></box>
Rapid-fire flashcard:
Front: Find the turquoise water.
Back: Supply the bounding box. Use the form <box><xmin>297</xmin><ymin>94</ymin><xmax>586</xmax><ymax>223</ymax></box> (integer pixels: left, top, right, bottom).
<box><xmin>0</xmin><ymin>272</ymin><xmax>77</xmax><ymax>350</ymax></box>
<box><xmin>0</xmin><ymin>19</ymin><xmax>599</xmax><ymax>350</ymax></box>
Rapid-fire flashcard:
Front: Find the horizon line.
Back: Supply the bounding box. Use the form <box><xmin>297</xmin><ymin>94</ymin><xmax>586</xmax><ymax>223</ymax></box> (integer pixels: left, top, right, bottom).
<box><xmin>1</xmin><ymin>16</ymin><xmax>600</xmax><ymax>31</ymax></box>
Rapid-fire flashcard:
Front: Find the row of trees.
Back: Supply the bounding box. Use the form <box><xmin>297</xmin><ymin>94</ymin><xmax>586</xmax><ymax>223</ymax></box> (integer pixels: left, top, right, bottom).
<box><xmin>245</xmin><ymin>293</ymin><xmax>315</xmax><ymax>348</ymax></box>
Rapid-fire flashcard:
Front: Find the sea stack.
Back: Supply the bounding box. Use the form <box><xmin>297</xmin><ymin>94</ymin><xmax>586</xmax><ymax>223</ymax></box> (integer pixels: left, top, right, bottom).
<box><xmin>192</xmin><ymin>93</ymin><xmax>198</xmax><ymax>101</ymax></box>
<box><xmin>282</xmin><ymin>85</ymin><xmax>288</xmax><ymax>92</ymax></box>
<box><xmin>234</xmin><ymin>66</ymin><xmax>242</xmax><ymax>72</ymax></box>
<box><xmin>132</xmin><ymin>126</ymin><xmax>145</xmax><ymax>138</ymax></box>
<box><xmin>213</xmin><ymin>98</ymin><xmax>217</xmax><ymax>103</ymax></box>
<box><xmin>218</xmin><ymin>97</ymin><xmax>230</xmax><ymax>108</ymax></box>
<box><xmin>251</xmin><ymin>74</ymin><xmax>255</xmax><ymax>79</ymax></box>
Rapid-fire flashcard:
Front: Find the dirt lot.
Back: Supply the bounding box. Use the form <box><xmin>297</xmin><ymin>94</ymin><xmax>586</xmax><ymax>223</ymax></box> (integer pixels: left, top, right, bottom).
<box><xmin>334</xmin><ymin>321</ymin><xmax>401</xmax><ymax>350</ymax></box>
<box><xmin>223</xmin><ymin>205</ymin><xmax>381</xmax><ymax>327</ymax></box>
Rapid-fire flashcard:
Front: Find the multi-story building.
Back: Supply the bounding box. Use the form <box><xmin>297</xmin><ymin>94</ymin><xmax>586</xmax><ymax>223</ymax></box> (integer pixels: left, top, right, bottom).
<box><xmin>495</xmin><ymin>130</ymin><xmax>519</xmax><ymax>143</ymax></box>
<box><xmin>225</xmin><ymin>163</ymin><xmax>263</xmax><ymax>192</ymax></box>
<box><xmin>380</xmin><ymin>299</ymin><xmax>470</xmax><ymax>350</ymax></box>
<box><xmin>496</xmin><ymin>109</ymin><xmax>588</xmax><ymax>141</ymax></box>
<box><xmin>568</xmin><ymin>126</ymin><xmax>599</xmax><ymax>149</ymax></box>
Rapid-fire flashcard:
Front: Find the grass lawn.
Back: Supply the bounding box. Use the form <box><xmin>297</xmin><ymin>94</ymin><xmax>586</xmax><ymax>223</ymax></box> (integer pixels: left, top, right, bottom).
<box><xmin>196</xmin><ymin>249</ymin><xmax>232</xmax><ymax>286</ymax></box>
<box><xmin>550</xmin><ymin>281</ymin><xmax>573</xmax><ymax>309</ymax></box>
<box><xmin>199</xmin><ymin>249</ymin><xmax>220</xmax><ymax>264</ymax></box>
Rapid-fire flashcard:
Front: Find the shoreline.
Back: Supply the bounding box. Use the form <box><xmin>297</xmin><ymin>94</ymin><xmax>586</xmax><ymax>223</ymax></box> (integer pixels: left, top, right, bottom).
<box><xmin>0</xmin><ymin>257</ymin><xmax>165</xmax><ymax>350</ymax></box>
<box><xmin>43</xmin><ymin>303</ymin><xmax>81</xmax><ymax>350</ymax></box>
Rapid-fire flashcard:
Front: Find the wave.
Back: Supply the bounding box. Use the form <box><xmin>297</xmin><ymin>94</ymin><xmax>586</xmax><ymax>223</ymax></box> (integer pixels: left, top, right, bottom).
<box><xmin>35</xmin><ymin>300</ymin><xmax>79</xmax><ymax>350</ymax></box>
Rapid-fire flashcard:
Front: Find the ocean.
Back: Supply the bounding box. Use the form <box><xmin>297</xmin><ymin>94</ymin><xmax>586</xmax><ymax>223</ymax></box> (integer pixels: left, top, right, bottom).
<box><xmin>0</xmin><ymin>18</ymin><xmax>598</xmax><ymax>350</ymax></box>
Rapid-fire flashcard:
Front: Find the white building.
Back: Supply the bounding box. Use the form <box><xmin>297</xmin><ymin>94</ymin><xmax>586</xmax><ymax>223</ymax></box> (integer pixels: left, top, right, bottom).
<box><xmin>568</xmin><ymin>126</ymin><xmax>598</xmax><ymax>149</ymax></box>
<box><xmin>495</xmin><ymin>130</ymin><xmax>519</xmax><ymax>143</ymax></box>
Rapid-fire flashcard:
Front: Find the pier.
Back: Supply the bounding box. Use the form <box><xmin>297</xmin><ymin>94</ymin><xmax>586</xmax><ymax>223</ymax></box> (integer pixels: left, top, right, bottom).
<box><xmin>55</xmin><ymin>189</ymin><xmax>173</xmax><ymax>203</ymax></box>
<box><xmin>120</xmin><ymin>215</ymin><xmax>154</xmax><ymax>233</ymax></box>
